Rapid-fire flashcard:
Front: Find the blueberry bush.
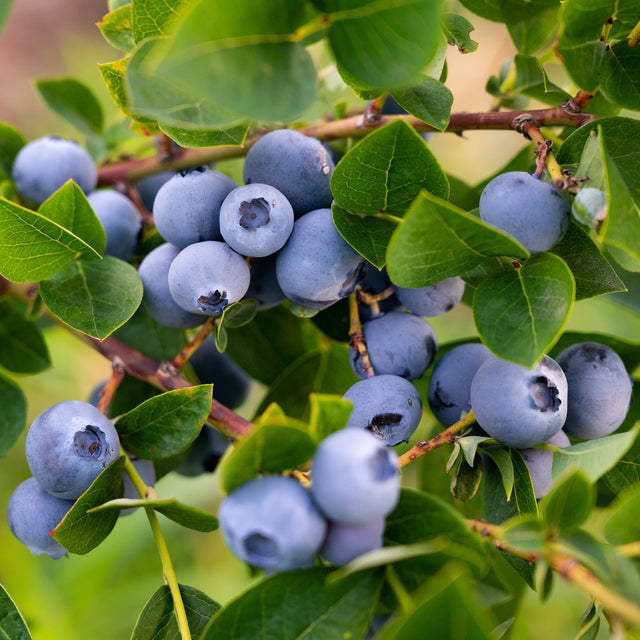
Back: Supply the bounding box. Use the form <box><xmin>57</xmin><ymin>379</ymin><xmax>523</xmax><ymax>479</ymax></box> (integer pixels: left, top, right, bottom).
<box><xmin>1</xmin><ymin>1</ymin><xmax>640</xmax><ymax>639</ymax></box>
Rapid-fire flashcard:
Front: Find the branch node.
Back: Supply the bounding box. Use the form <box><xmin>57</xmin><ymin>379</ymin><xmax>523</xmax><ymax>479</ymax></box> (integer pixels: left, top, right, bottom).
<box><xmin>511</xmin><ymin>114</ymin><xmax>542</xmax><ymax>137</ymax></box>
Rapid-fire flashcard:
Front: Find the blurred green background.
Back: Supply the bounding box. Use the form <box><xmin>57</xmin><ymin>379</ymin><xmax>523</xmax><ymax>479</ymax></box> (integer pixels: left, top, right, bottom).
<box><xmin>0</xmin><ymin>1</ymin><xmax>639</xmax><ymax>638</ymax></box>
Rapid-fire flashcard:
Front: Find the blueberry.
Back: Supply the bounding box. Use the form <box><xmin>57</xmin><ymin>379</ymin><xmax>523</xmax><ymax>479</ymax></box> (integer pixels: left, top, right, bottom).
<box><xmin>344</xmin><ymin>374</ymin><xmax>423</xmax><ymax>445</ymax></box>
<box><xmin>175</xmin><ymin>425</ymin><xmax>229</xmax><ymax>477</ymax></box>
<box><xmin>87</xmin><ymin>188</ymin><xmax>142</xmax><ymax>261</ymax></box>
<box><xmin>12</xmin><ymin>135</ymin><xmax>97</xmax><ymax>205</ymax></box>
<box><xmin>555</xmin><ymin>342</ymin><xmax>633</xmax><ymax>439</ymax></box>
<box><xmin>7</xmin><ymin>477</ymin><xmax>75</xmax><ymax>558</ymax></box>
<box><xmin>395</xmin><ymin>276</ymin><xmax>465</xmax><ymax>317</ymax></box>
<box><xmin>320</xmin><ymin>517</ymin><xmax>385</xmax><ymax>566</ymax></box>
<box><xmin>428</xmin><ymin>343</ymin><xmax>492</xmax><ymax>427</ymax></box>
<box><xmin>275</xmin><ymin>208</ymin><xmax>367</xmax><ymax>310</ymax></box>
<box><xmin>311</xmin><ymin>428</ymin><xmax>400</xmax><ymax>525</ymax></box>
<box><xmin>136</xmin><ymin>170</ymin><xmax>175</xmax><ymax>211</ymax></box>
<box><xmin>244</xmin><ymin>254</ymin><xmax>286</xmax><ymax>310</ymax></box>
<box><xmin>243</xmin><ymin>129</ymin><xmax>334</xmax><ymax>216</ymax></box>
<box><xmin>25</xmin><ymin>400</ymin><xmax>121</xmax><ymax>499</ymax></box>
<box><xmin>121</xmin><ymin>455</ymin><xmax>156</xmax><ymax>516</ymax></box>
<box><xmin>519</xmin><ymin>429</ymin><xmax>570</xmax><ymax>499</ymax></box>
<box><xmin>219</xmin><ymin>184</ymin><xmax>294</xmax><ymax>257</ymax></box>
<box><xmin>571</xmin><ymin>187</ymin><xmax>607</xmax><ymax>228</ymax></box>
<box><xmin>218</xmin><ymin>475</ymin><xmax>327</xmax><ymax>572</ymax></box>
<box><xmin>350</xmin><ymin>311</ymin><xmax>437</xmax><ymax>381</ymax></box>
<box><xmin>479</xmin><ymin>171</ymin><xmax>570</xmax><ymax>253</ymax></box>
<box><xmin>470</xmin><ymin>355</ymin><xmax>568</xmax><ymax>448</ymax></box>
<box><xmin>189</xmin><ymin>336</ymin><xmax>251</xmax><ymax>409</ymax></box>
<box><xmin>152</xmin><ymin>166</ymin><xmax>237</xmax><ymax>248</ymax></box>
<box><xmin>138</xmin><ymin>243</ymin><xmax>205</xmax><ymax>329</ymax></box>
<box><xmin>168</xmin><ymin>241</ymin><xmax>251</xmax><ymax>315</ymax></box>
<box><xmin>357</xmin><ymin>265</ymin><xmax>400</xmax><ymax>322</ymax></box>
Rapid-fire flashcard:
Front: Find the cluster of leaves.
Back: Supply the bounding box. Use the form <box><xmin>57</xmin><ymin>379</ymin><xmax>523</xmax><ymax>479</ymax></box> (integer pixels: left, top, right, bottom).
<box><xmin>0</xmin><ymin>0</ymin><xmax>639</xmax><ymax>639</ymax></box>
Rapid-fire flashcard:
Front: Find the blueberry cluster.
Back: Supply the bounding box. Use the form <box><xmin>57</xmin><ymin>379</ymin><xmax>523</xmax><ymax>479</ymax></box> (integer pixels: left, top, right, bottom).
<box><xmin>7</xmin><ymin>400</ymin><xmax>121</xmax><ymax>558</ymax></box>
<box><xmin>218</xmin><ymin>428</ymin><xmax>400</xmax><ymax>572</ymax></box>
<box><xmin>428</xmin><ymin>341</ymin><xmax>633</xmax><ymax>498</ymax></box>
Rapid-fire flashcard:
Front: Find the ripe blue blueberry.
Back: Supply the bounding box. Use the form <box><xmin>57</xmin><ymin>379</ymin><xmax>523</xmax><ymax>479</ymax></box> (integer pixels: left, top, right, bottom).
<box><xmin>479</xmin><ymin>171</ymin><xmax>570</xmax><ymax>253</ymax></box>
<box><xmin>175</xmin><ymin>425</ymin><xmax>229</xmax><ymax>477</ymax></box>
<box><xmin>243</xmin><ymin>129</ymin><xmax>334</xmax><ymax>216</ymax></box>
<box><xmin>275</xmin><ymin>208</ymin><xmax>367</xmax><ymax>310</ymax></box>
<box><xmin>87</xmin><ymin>188</ymin><xmax>142</xmax><ymax>261</ymax></box>
<box><xmin>218</xmin><ymin>475</ymin><xmax>327</xmax><ymax>572</ymax></box>
<box><xmin>25</xmin><ymin>400</ymin><xmax>121</xmax><ymax>499</ymax></box>
<box><xmin>136</xmin><ymin>170</ymin><xmax>174</xmax><ymax>211</ymax></box>
<box><xmin>519</xmin><ymin>429</ymin><xmax>570</xmax><ymax>499</ymax></box>
<box><xmin>350</xmin><ymin>311</ymin><xmax>437</xmax><ymax>381</ymax></box>
<box><xmin>152</xmin><ymin>166</ymin><xmax>237</xmax><ymax>248</ymax></box>
<box><xmin>244</xmin><ymin>254</ymin><xmax>286</xmax><ymax>310</ymax></box>
<box><xmin>343</xmin><ymin>374</ymin><xmax>423</xmax><ymax>445</ymax></box>
<box><xmin>311</xmin><ymin>428</ymin><xmax>400</xmax><ymax>525</ymax></box>
<box><xmin>219</xmin><ymin>184</ymin><xmax>294</xmax><ymax>257</ymax></box>
<box><xmin>428</xmin><ymin>343</ymin><xmax>492</xmax><ymax>427</ymax></box>
<box><xmin>168</xmin><ymin>241</ymin><xmax>251</xmax><ymax>315</ymax></box>
<box><xmin>470</xmin><ymin>355</ymin><xmax>568</xmax><ymax>448</ymax></box>
<box><xmin>138</xmin><ymin>243</ymin><xmax>205</xmax><ymax>329</ymax></box>
<box><xmin>7</xmin><ymin>477</ymin><xmax>75</xmax><ymax>558</ymax></box>
<box><xmin>555</xmin><ymin>342</ymin><xmax>632</xmax><ymax>439</ymax></box>
<box><xmin>320</xmin><ymin>517</ymin><xmax>385</xmax><ymax>566</ymax></box>
<box><xmin>190</xmin><ymin>336</ymin><xmax>251</xmax><ymax>410</ymax></box>
<box><xmin>395</xmin><ymin>276</ymin><xmax>465</xmax><ymax>317</ymax></box>
<box><xmin>12</xmin><ymin>135</ymin><xmax>97</xmax><ymax>205</ymax></box>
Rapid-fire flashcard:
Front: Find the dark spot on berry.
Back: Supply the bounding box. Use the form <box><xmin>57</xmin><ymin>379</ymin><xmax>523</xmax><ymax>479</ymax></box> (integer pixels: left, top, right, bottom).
<box><xmin>239</xmin><ymin>198</ymin><xmax>270</xmax><ymax>230</ymax></box>
<box><xmin>580</xmin><ymin>344</ymin><xmax>608</xmax><ymax>364</ymax></box>
<box><xmin>431</xmin><ymin>382</ymin><xmax>455</xmax><ymax>411</ymax></box>
<box><xmin>339</xmin><ymin>260</ymin><xmax>368</xmax><ymax>298</ymax></box>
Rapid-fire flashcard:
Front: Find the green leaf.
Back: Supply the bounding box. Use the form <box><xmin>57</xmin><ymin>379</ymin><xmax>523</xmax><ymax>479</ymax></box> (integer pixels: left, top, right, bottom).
<box><xmin>0</xmin><ymin>195</ymin><xmax>103</xmax><ymax>282</ymax></box>
<box><xmin>331</xmin><ymin>120</ymin><xmax>449</xmax><ymax>217</ymax></box>
<box><xmin>35</xmin><ymin>78</ymin><xmax>104</xmax><ymax>137</ymax></box>
<box><xmin>40</xmin><ymin>256</ymin><xmax>142</xmax><ymax>339</ymax></box>
<box><xmin>132</xmin><ymin>584</ymin><xmax>221</xmax><ymax>640</ymax></box>
<box><xmin>38</xmin><ymin>181</ymin><xmax>106</xmax><ymax>256</ymax></box>
<box><xmin>0</xmin><ymin>0</ymin><xmax>13</xmax><ymax>38</ymax></box>
<box><xmin>90</xmin><ymin>497</ymin><xmax>218</xmax><ymax>532</ymax></box>
<box><xmin>512</xmin><ymin>55</ymin><xmax>571</xmax><ymax>104</ymax></box>
<box><xmin>201</xmin><ymin>568</ymin><xmax>382</xmax><ymax>640</ymax></box>
<box><xmin>450</xmin><ymin>458</ymin><xmax>483</xmax><ymax>502</ymax></box>
<box><xmin>0</xmin><ymin>299</ymin><xmax>50</xmax><ymax>373</ymax></box>
<box><xmin>442</xmin><ymin>13</ymin><xmax>478</xmax><ymax>53</ymax></box>
<box><xmin>541</xmin><ymin>470</ymin><xmax>594</xmax><ymax>532</ymax></box>
<box><xmin>507</xmin><ymin>5</ymin><xmax>560</xmax><ymax>55</ymax></box>
<box><xmin>473</xmin><ymin>253</ymin><xmax>575</xmax><ymax>367</ymax></box>
<box><xmin>52</xmin><ymin>456</ymin><xmax>125</xmax><ymax>554</ymax></box>
<box><xmin>603</xmin><ymin>428</ymin><xmax>640</xmax><ymax>495</ymax></box>
<box><xmin>0</xmin><ymin>583</ymin><xmax>32</xmax><ymax>640</ymax></box>
<box><xmin>159</xmin><ymin>122</ymin><xmax>250</xmax><ymax>148</ymax></box>
<box><xmin>600</xmin><ymin>40</ymin><xmax>640</xmax><ymax>110</ymax></box>
<box><xmin>0</xmin><ymin>371</ymin><xmax>26</xmax><ymax>459</ymax></box>
<box><xmin>510</xmin><ymin>449</ymin><xmax>539</xmax><ymax>516</ymax></box>
<box><xmin>332</xmin><ymin>204</ymin><xmax>399</xmax><ymax>269</ymax></box>
<box><xmin>98</xmin><ymin>5</ymin><xmax>135</xmax><ymax>53</ymax></box>
<box><xmin>131</xmin><ymin>0</ymin><xmax>189</xmax><ymax>44</ymax></box>
<box><xmin>391</xmin><ymin>76</ymin><xmax>453</xmax><ymax>131</ymax></box>
<box><xmin>550</xmin><ymin>221</ymin><xmax>626</xmax><ymax>300</ymax></box>
<box><xmin>501</xmin><ymin>516</ymin><xmax>547</xmax><ymax>553</ymax></box>
<box><xmin>603</xmin><ymin>485</ymin><xmax>640</xmax><ymax>546</ymax></box>
<box><xmin>483</xmin><ymin>447</ymin><xmax>515</xmax><ymax>500</ymax></box>
<box><xmin>386</xmin><ymin>191</ymin><xmax>529</xmax><ymax>288</ymax></box>
<box><xmin>218</xmin><ymin>422</ymin><xmax>315</xmax><ymax>494</ymax></box>
<box><xmin>308</xmin><ymin>393</ymin><xmax>353</xmax><ymax>443</ymax></box>
<box><xmin>0</xmin><ymin>121</ymin><xmax>25</xmax><ymax>179</ymax></box>
<box><xmin>115</xmin><ymin>385</ymin><xmax>212</xmax><ymax>459</ymax></box>
<box><xmin>553</xmin><ymin>426</ymin><xmax>639</xmax><ymax>484</ymax></box>
<box><xmin>320</xmin><ymin>0</ymin><xmax>441</xmax><ymax>89</ymax></box>
<box><xmin>142</xmin><ymin>1</ymin><xmax>317</xmax><ymax>124</ymax></box>
<box><xmin>377</xmin><ymin>565</ymin><xmax>495</xmax><ymax>640</ymax></box>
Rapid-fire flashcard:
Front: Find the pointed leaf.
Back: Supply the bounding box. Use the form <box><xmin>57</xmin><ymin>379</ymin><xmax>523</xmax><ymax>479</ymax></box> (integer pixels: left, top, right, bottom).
<box><xmin>115</xmin><ymin>385</ymin><xmax>213</xmax><ymax>459</ymax></box>
<box><xmin>52</xmin><ymin>456</ymin><xmax>125</xmax><ymax>554</ymax></box>
<box><xmin>386</xmin><ymin>192</ymin><xmax>529</xmax><ymax>288</ymax></box>
<box><xmin>442</xmin><ymin>13</ymin><xmax>478</xmax><ymax>53</ymax></box>
<box><xmin>331</xmin><ymin>120</ymin><xmax>449</xmax><ymax>217</ymax></box>
<box><xmin>98</xmin><ymin>5</ymin><xmax>135</xmax><ymax>53</ymax></box>
<box><xmin>0</xmin><ymin>583</ymin><xmax>32</xmax><ymax>640</ymax></box>
<box><xmin>160</xmin><ymin>122</ymin><xmax>250</xmax><ymax>148</ymax></box>
<box><xmin>473</xmin><ymin>253</ymin><xmax>575</xmax><ymax>367</ymax></box>
<box><xmin>483</xmin><ymin>447</ymin><xmax>514</xmax><ymax>500</ymax></box>
<box><xmin>35</xmin><ymin>78</ymin><xmax>104</xmax><ymax>136</ymax></box>
<box><xmin>132</xmin><ymin>584</ymin><xmax>221</xmax><ymax>640</ymax></box>
<box><xmin>39</xmin><ymin>256</ymin><xmax>142</xmax><ymax>339</ymax></box>
<box><xmin>132</xmin><ymin>0</ymin><xmax>188</xmax><ymax>43</ymax></box>
<box><xmin>391</xmin><ymin>76</ymin><xmax>453</xmax><ymax>131</ymax></box>
<box><xmin>0</xmin><ymin>372</ymin><xmax>26</xmax><ymax>460</ymax></box>
<box><xmin>0</xmin><ymin>195</ymin><xmax>102</xmax><ymax>282</ymax></box>
<box><xmin>201</xmin><ymin>568</ymin><xmax>383</xmax><ymax>640</ymax></box>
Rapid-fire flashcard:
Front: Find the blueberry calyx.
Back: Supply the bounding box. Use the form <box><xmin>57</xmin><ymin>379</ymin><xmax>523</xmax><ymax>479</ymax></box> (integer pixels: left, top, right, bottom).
<box><xmin>239</xmin><ymin>197</ymin><xmax>270</xmax><ymax>230</ymax></box>
<box><xmin>243</xmin><ymin>532</ymin><xmax>279</xmax><ymax>561</ymax></box>
<box><xmin>197</xmin><ymin>291</ymin><xmax>229</xmax><ymax>313</ymax></box>
<box><xmin>529</xmin><ymin>376</ymin><xmax>560</xmax><ymax>413</ymax></box>
<box><xmin>74</xmin><ymin>426</ymin><xmax>106</xmax><ymax>459</ymax></box>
